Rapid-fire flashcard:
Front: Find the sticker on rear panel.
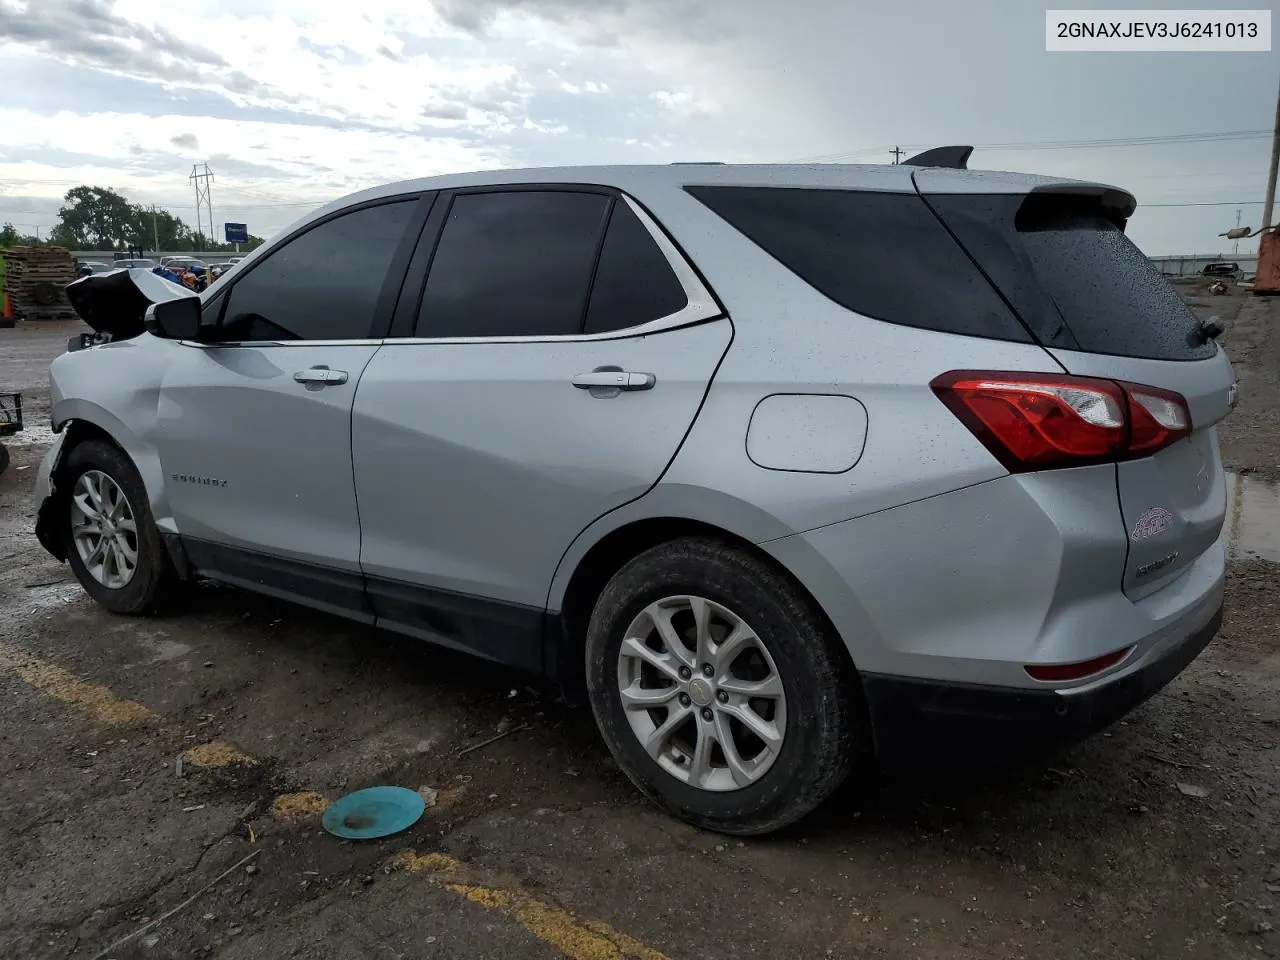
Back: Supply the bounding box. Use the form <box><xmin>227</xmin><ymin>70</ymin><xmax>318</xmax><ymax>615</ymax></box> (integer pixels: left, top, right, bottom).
<box><xmin>1131</xmin><ymin>506</ymin><xmax>1174</xmax><ymax>541</ymax></box>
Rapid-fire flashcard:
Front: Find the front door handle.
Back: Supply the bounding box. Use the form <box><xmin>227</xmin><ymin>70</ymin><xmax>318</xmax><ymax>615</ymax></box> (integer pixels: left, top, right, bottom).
<box><xmin>571</xmin><ymin>370</ymin><xmax>656</xmax><ymax>391</ymax></box>
<box><xmin>294</xmin><ymin>366</ymin><xmax>348</xmax><ymax>385</ymax></box>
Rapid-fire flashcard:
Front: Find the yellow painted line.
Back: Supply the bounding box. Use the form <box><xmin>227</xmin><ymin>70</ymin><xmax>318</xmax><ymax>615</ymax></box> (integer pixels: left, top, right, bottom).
<box><xmin>390</xmin><ymin>851</ymin><xmax>670</xmax><ymax>960</ymax></box>
<box><xmin>0</xmin><ymin>641</ymin><xmax>157</xmax><ymax>726</ymax></box>
<box><xmin>271</xmin><ymin>791</ymin><xmax>330</xmax><ymax>823</ymax></box>
<box><xmin>182</xmin><ymin>740</ymin><xmax>259</xmax><ymax>768</ymax></box>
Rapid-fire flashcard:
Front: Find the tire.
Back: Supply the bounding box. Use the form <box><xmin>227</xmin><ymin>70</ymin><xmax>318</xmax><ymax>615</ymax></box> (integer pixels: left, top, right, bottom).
<box><xmin>585</xmin><ymin>537</ymin><xmax>861</xmax><ymax>835</ymax></box>
<box><xmin>0</xmin><ymin>443</ymin><xmax>9</xmax><ymax>476</ymax></box>
<box><xmin>61</xmin><ymin>439</ymin><xmax>179</xmax><ymax>615</ymax></box>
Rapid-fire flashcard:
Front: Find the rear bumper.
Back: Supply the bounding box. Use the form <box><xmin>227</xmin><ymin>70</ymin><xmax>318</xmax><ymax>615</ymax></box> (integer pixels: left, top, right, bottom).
<box><xmin>862</xmin><ymin>602</ymin><xmax>1223</xmax><ymax>768</ymax></box>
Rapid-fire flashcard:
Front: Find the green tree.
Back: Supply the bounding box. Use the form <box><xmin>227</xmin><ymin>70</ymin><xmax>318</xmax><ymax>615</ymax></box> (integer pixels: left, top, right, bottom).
<box><xmin>56</xmin><ymin>186</ymin><xmax>139</xmax><ymax>248</ymax></box>
<box><xmin>48</xmin><ymin>223</ymin><xmax>80</xmax><ymax>248</ymax></box>
<box><xmin>0</xmin><ymin>223</ymin><xmax>19</xmax><ymax>248</ymax></box>
<box><xmin>128</xmin><ymin>205</ymin><xmax>193</xmax><ymax>251</ymax></box>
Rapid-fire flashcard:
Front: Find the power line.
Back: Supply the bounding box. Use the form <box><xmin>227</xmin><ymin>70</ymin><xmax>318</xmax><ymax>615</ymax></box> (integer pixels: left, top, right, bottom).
<box><xmin>788</xmin><ymin>128</ymin><xmax>1273</xmax><ymax>164</ymax></box>
<box><xmin>1140</xmin><ymin>199</ymin><xmax>1264</xmax><ymax>208</ymax></box>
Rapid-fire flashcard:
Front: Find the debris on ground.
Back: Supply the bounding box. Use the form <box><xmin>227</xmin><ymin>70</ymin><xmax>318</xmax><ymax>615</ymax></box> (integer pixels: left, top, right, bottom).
<box><xmin>320</xmin><ymin>786</ymin><xmax>425</xmax><ymax>840</ymax></box>
<box><xmin>1176</xmin><ymin>782</ymin><xmax>1209</xmax><ymax>799</ymax></box>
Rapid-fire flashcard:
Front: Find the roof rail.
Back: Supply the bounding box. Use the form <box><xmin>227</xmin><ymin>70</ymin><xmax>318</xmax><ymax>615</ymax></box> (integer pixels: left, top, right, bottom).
<box><xmin>903</xmin><ymin>145</ymin><xmax>974</xmax><ymax>169</ymax></box>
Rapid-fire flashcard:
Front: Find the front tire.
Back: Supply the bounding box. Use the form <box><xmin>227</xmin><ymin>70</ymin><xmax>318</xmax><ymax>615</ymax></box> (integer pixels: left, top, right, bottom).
<box><xmin>61</xmin><ymin>439</ymin><xmax>178</xmax><ymax>615</ymax></box>
<box><xmin>585</xmin><ymin>538</ymin><xmax>861</xmax><ymax>835</ymax></box>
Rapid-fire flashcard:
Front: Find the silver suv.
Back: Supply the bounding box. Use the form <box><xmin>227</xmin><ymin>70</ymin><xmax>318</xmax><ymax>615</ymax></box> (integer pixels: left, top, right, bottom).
<box><xmin>34</xmin><ymin>158</ymin><xmax>1234</xmax><ymax>835</ymax></box>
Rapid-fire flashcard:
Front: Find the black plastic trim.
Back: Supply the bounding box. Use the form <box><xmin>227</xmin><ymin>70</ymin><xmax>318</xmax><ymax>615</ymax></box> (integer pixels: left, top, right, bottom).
<box><xmin>861</xmin><ymin>604</ymin><xmax>1223</xmax><ymax>768</ymax></box>
<box><xmin>177</xmin><ymin>537</ymin><xmax>546</xmax><ymax>675</ymax></box>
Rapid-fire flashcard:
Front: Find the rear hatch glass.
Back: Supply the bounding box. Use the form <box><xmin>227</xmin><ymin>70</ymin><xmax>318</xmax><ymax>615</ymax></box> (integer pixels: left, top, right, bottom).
<box><xmin>921</xmin><ymin>189</ymin><xmax>1231</xmax><ymax>598</ymax></box>
<box><xmin>923</xmin><ymin>192</ymin><xmax>1216</xmax><ymax>362</ymax></box>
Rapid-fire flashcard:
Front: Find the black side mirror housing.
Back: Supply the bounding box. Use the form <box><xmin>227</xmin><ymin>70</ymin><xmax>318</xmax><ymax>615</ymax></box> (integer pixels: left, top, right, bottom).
<box><xmin>145</xmin><ymin>297</ymin><xmax>202</xmax><ymax>340</ymax></box>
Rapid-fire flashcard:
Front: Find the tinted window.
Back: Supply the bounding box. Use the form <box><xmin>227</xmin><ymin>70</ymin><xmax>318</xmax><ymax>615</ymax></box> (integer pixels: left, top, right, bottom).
<box><xmin>927</xmin><ymin>193</ymin><xmax>1213</xmax><ymax>361</ymax></box>
<box><xmin>416</xmin><ymin>191</ymin><xmax>610</xmax><ymax>338</ymax></box>
<box><xmin>584</xmin><ymin>201</ymin><xmax>688</xmax><ymax>334</ymax></box>
<box><xmin>685</xmin><ymin>185</ymin><xmax>1029</xmax><ymax>343</ymax></box>
<box><xmin>221</xmin><ymin>200</ymin><xmax>414</xmax><ymax>341</ymax></box>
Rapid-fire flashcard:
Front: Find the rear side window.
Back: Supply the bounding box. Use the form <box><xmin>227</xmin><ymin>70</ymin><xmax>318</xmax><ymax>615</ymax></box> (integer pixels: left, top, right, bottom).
<box><xmin>585</xmin><ymin>201</ymin><xmax>688</xmax><ymax>334</ymax></box>
<box><xmin>927</xmin><ymin>193</ymin><xmax>1215</xmax><ymax>361</ymax></box>
<box><xmin>221</xmin><ymin>200</ymin><xmax>415</xmax><ymax>341</ymax></box>
<box><xmin>684</xmin><ymin>185</ymin><xmax>1029</xmax><ymax>343</ymax></box>
<box><xmin>417</xmin><ymin>190</ymin><xmax>610</xmax><ymax>338</ymax></box>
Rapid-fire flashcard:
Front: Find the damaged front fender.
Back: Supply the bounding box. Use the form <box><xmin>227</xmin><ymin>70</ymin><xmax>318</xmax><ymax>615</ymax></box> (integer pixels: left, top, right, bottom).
<box><xmin>33</xmin><ymin>432</ymin><xmax>69</xmax><ymax>561</ymax></box>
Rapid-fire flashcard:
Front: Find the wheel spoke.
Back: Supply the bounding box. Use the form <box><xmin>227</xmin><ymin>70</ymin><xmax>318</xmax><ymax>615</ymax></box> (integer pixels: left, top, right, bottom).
<box><xmin>689</xmin><ymin>716</ymin><xmax>715</xmax><ymax>787</ymax></box>
<box><xmin>712</xmin><ymin>713</ymin><xmax>754</xmax><ymax>788</ymax></box>
<box><xmin>711</xmin><ymin>622</ymin><xmax>755</xmax><ymax>674</ymax></box>
<box><xmin>83</xmin><ymin>473</ymin><xmax>106</xmax><ymax>514</ymax></box>
<box><xmin>115</xmin><ymin>536</ymin><xmax>138</xmax><ymax>568</ymax></box>
<box><xmin>115</xmin><ymin>516</ymin><xmax>137</xmax><ymax>534</ymax></box>
<box><xmin>718</xmin><ymin>674</ymin><xmax>784</xmax><ymax>699</ymax></box>
<box><xmin>620</xmin><ymin>636</ymin><xmax>682</xmax><ymax>684</ymax></box>
<box><xmin>87</xmin><ymin>537</ymin><xmax>107</xmax><ymax>566</ymax></box>
<box><xmin>721</xmin><ymin>702</ymin><xmax>782</xmax><ymax>747</ymax></box>
<box><xmin>106</xmin><ymin>541</ymin><xmax>122</xmax><ymax>582</ymax></box>
<box><xmin>650</xmin><ymin>605</ymin><xmax>694</xmax><ymax>667</ymax></box>
<box><xmin>643</xmin><ymin>704</ymin><xmax>693</xmax><ymax>759</ymax></box>
<box><xmin>619</xmin><ymin>681</ymin><xmax>678</xmax><ymax>710</ymax></box>
<box><xmin>689</xmin><ymin>596</ymin><xmax>713</xmax><ymax>666</ymax></box>
<box><xmin>72</xmin><ymin>492</ymin><xmax>101</xmax><ymax>523</ymax></box>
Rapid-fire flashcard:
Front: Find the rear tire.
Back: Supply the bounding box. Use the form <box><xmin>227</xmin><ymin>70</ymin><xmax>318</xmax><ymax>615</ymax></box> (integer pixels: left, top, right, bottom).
<box><xmin>61</xmin><ymin>439</ymin><xmax>179</xmax><ymax>615</ymax></box>
<box><xmin>585</xmin><ymin>537</ymin><xmax>860</xmax><ymax>835</ymax></box>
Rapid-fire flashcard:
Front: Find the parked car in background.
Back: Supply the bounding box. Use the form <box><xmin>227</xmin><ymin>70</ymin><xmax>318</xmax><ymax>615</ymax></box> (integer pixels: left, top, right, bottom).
<box><xmin>111</xmin><ymin>259</ymin><xmax>156</xmax><ymax>270</ymax></box>
<box><xmin>205</xmin><ymin>262</ymin><xmax>238</xmax><ymax>284</ymax></box>
<box><xmin>33</xmin><ymin>161</ymin><xmax>1235</xmax><ymax>835</ymax></box>
<box><xmin>1202</xmin><ymin>262</ymin><xmax>1241</xmax><ymax>278</ymax></box>
<box><xmin>76</xmin><ymin>261</ymin><xmax>112</xmax><ymax>277</ymax></box>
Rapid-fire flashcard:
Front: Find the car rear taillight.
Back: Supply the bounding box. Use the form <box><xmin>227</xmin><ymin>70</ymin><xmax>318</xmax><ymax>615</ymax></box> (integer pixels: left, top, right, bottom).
<box><xmin>930</xmin><ymin>371</ymin><xmax>1191</xmax><ymax>472</ymax></box>
<box><xmin>1024</xmin><ymin>645</ymin><xmax>1133</xmax><ymax>682</ymax></box>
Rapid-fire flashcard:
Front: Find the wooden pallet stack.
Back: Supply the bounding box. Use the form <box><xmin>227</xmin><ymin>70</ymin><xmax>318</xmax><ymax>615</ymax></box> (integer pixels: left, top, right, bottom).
<box><xmin>1</xmin><ymin>245</ymin><xmax>77</xmax><ymax>320</ymax></box>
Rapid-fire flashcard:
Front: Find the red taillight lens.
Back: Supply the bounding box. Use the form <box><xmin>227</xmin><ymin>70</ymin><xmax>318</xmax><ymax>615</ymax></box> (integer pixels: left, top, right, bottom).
<box><xmin>931</xmin><ymin>371</ymin><xmax>1192</xmax><ymax>471</ymax></box>
<box><xmin>1025</xmin><ymin>645</ymin><xmax>1133</xmax><ymax>682</ymax></box>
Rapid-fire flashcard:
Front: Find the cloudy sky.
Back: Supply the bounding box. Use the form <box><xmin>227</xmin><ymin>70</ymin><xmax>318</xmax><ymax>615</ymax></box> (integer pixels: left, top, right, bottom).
<box><xmin>0</xmin><ymin>0</ymin><xmax>1275</xmax><ymax>254</ymax></box>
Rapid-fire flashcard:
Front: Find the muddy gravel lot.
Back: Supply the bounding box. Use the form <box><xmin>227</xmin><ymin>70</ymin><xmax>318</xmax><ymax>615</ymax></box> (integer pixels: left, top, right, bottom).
<box><xmin>1</xmin><ymin>286</ymin><xmax>1278</xmax><ymax>960</ymax></box>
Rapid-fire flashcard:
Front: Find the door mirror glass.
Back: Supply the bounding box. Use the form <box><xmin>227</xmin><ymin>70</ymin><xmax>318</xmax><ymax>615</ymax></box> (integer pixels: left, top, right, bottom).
<box><xmin>145</xmin><ymin>297</ymin><xmax>202</xmax><ymax>340</ymax></box>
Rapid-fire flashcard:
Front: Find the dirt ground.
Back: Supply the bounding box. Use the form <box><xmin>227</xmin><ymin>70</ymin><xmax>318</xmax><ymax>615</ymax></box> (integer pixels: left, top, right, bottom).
<box><xmin>1</xmin><ymin>289</ymin><xmax>1277</xmax><ymax>960</ymax></box>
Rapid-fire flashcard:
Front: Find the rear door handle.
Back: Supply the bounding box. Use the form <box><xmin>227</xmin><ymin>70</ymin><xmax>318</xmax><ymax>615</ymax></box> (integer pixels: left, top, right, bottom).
<box><xmin>294</xmin><ymin>366</ymin><xmax>348</xmax><ymax>385</ymax></box>
<box><xmin>571</xmin><ymin>370</ymin><xmax>656</xmax><ymax>391</ymax></box>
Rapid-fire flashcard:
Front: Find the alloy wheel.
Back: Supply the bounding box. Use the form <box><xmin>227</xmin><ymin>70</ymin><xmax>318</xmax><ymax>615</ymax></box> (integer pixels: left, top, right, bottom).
<box><xmin>70</xmin><ymin>469</ymin><xmax>139</xmax><ymax>590</ymax></box>
<box><xmin>616</xmin><ymin>595</ymin><xmax>787</xmax><ymax>792</ymax></box>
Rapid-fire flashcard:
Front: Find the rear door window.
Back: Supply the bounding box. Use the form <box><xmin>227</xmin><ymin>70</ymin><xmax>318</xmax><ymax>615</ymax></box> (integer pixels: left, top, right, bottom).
<box><xmin>684</xmin><ymin>185</ymin><xmax>1030</xmax><ymax>343</ymax></box>
<box><xmin>584</xmin><ymin>200</ymin><xmax>688</xmax><ymax>334</ymax></box>
<box><xmin>416</xmin><ymin>190</ymin><xmax>610</xmax><ymax>338</ymax></box>
<box><xmin>926</xmin><ymin>193</ymin><xmax>1215</xmax><ymax>361</ymax></box>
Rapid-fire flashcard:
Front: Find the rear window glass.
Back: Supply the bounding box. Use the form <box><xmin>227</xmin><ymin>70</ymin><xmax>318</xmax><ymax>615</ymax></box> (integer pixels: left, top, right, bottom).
<box><xmin>927</xmin><ymin>193</ymin><xmax>1215</xmax><ymax>361</ymax></box>
<box><xmin>684</xmin><ymin>185</ymin><xmax>1030</xmax><ymax>343</ymax></box>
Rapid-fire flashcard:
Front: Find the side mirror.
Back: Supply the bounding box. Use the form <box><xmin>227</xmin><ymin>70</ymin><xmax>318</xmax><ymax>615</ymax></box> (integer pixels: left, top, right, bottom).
<box><xmin>145</xmin><ymin>298</ymin><xmax>202</xmax><ymax>340</ymax></box>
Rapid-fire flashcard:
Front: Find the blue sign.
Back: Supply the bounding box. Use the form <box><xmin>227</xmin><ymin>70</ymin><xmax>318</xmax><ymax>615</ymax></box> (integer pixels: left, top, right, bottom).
<box><xmin>224</xmin><ymin>222</ymin><xmax>248</xmax><ymax>244</ymax></box>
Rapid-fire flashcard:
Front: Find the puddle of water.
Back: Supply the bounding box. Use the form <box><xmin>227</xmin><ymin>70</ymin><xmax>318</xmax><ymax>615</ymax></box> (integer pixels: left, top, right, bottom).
<box><xmin>1225</xmin><ymin>471</ymin><xmax>1280</xmax><ymax>564</ymax></box>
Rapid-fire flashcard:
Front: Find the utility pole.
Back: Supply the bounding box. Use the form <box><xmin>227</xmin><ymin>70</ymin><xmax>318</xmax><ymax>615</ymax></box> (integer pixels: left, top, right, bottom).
<box><xmin>1261</xmin><ymin>74</ymin><xmax>1280</xmax><ymax>237</ymax></box>
<box><xmin>890</xmin><ymin>146</ymin><xmax>904</xmax><ymax>165</ymax></box>
<box><xmin>150</xmin><ymin>204</ymin><xmax>160</xmax><ymax>253</ymax></box>
<box><xmin>1234</xmin><ymin>209</ymin><xmax>1242</xmax><ymax>255</ymax></box>
<box><xmin>189</xmin><ymin>162</ymin><xmax>215</xmax><ymax>252</ymax></box>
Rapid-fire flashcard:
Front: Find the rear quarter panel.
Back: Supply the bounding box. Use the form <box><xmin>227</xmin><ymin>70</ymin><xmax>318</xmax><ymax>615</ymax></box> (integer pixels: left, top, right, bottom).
<box><xmin>622</xmin><ymin>180</ymin><xmax>1069</xmax><ymax>536</ymax></box>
